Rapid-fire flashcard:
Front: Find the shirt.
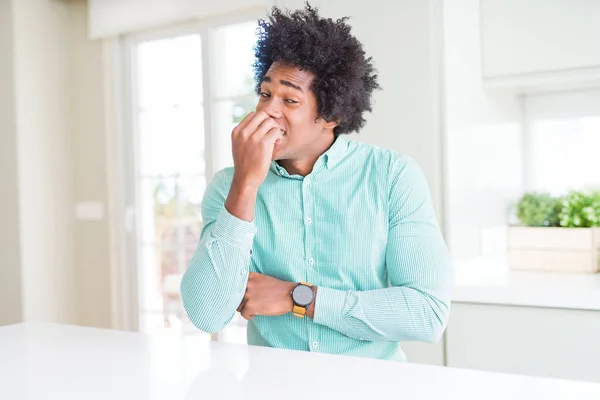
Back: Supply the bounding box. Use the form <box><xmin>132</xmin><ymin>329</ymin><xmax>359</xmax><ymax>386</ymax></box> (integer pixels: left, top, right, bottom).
<box><xmin>181</xmin><ymin>136</ymin><xmax>452</xmax><ymax>361</ymax></box>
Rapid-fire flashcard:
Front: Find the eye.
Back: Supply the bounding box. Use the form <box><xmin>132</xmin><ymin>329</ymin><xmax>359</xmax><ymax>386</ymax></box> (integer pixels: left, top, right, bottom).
<box><xmin>259</xmin><ymin>92</ymin><xmax>270</xmax><ymax>98</ymax></box>
<box><xmin>284</xmin><ymin>99</ymin><xmax>298</xmax><ymax>104</ymax></box>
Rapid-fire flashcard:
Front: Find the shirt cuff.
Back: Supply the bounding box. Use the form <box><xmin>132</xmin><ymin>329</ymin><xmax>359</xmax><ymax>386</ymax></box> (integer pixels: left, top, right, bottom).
<box><xmin>212</xmin><ymin>207</ymin><xmax>256</xmax><ymax>249</ymax></box>
<box><xmin>313</xmin><ymin>286</ymin><xmax>348</xmax><ymax>331</ymax></box>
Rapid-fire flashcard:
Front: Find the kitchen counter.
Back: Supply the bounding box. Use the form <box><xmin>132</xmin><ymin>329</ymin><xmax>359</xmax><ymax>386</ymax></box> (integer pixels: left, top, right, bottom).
<box><xmin>453</xmin><ymin>257</ymin><xmax>600</xmax><ymax>310</ymax></box>
<box><xmin>2</xmin><ymin>322</ymin><xmax>600</xmax><ymax>399</ymax></box>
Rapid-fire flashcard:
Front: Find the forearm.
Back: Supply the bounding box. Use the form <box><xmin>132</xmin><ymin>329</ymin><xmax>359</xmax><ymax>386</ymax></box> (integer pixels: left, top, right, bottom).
<box><xmin>312</xmin><ymin>285</ymin><xmax>450</xmax><ymax>342</ymax></box>
<box><xmin>224</xmin><ymin>177</ymin><xmax>259</xmax><ymax>222</ymax></box>
<box><xmin>180</xmin><ymin>208</ymin><xmax>255</xmax><ymax>333</ymax></box>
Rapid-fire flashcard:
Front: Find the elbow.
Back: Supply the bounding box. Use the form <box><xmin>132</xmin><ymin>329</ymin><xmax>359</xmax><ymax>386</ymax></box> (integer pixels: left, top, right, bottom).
<box><xmin>181</xmin><ymin>291</ymin><xmax>225</xmax><ymax>334</ymax></box>
<box><xmin>422</xmin><ymin>320</ymin><xmax>447</xmax><ymax>343</ymax></box>
<box><xmin>186</xmin><ymin>313</ymin><xmax>223</xmax><ymax>335</ymax></box>
<box><xmin>180</xmin><ymin>272</ymin><xmax>226</xmax><ymax>335</ymax></box>
<box><xmin>422</xmin><ymin>302</ymin><xmax>450</xmax><ymax>343</ymax></box>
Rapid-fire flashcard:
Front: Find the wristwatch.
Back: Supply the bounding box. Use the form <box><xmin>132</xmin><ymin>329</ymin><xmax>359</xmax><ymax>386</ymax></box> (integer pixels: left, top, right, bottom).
<box><xmin>291</xmin><ymin>282</ymin><xmax>314</xmax><ymax>318</ymax></box>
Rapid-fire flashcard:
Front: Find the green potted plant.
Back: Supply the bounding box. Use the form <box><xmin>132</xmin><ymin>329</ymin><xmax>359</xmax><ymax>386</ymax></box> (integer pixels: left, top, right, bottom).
<box><xmin>508</xmin><ymin>190</ymin><xmax>600</xmax><ymax>273</ymax></box>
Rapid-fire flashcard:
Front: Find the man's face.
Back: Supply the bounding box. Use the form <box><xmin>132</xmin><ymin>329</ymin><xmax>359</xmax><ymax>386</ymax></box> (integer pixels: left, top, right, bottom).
<box><xmin>255</xmin><ymin>61</ymin><xmax>333</xmax><ymax>161</ymax></box>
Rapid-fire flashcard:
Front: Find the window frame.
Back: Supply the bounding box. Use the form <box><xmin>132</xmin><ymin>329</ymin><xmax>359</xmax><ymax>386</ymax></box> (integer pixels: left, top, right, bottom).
<box><xmin>113</xmin><ymin>9</ymin><xmax>265</xmax><ymax>334</ymax></box>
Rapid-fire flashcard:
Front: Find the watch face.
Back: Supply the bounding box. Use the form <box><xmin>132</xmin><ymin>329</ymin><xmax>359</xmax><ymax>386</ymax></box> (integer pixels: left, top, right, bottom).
<box><xmin>292</xmin><ymin>284</ymin><xmax>314</xmax><ymax>307</ymax></box>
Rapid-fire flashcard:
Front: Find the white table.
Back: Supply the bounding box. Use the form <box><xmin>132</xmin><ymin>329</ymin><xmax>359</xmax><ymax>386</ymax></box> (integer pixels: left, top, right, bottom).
<box><xmin>2</xmin><ymin>323</ymin><xmax>600</xmax><ymax>399</ymax></box>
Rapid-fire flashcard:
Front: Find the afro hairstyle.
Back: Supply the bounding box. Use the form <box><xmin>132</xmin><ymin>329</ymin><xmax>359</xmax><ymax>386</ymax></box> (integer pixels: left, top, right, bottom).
<box><xmin>253</xmin><ymin>3</ymin><xmax>381</xmax><ymax>136</ymax></box>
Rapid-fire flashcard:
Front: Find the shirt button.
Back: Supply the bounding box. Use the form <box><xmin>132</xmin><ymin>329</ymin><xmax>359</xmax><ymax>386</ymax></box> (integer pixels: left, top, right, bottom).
<box><xmin>305</xmin><ymin>177</ymin><xmax>311</xmax><ymax>184</ymax></box>
<box><xmin>312</xmin><ymin>341</ymin><xmax>319</xmax><ymax>348</ymax></box>
<box><xmin>241</xmin><ymin>269</ymin><xmax>246</xmax><ymax>275</ymax></box>
<box><xmin>247</xmin><ymin>233</ymin><xmax>253</xmax><ymax>238</ymax></box>
<box><xmin>306</xmin><ymin>217</ymin><xmax>312</xmax><ymax>225</ymax></box>
<box><xmin>308</xmin><ymin>258</ymin><xmax>314</xmax><ymax>265</ymax></box>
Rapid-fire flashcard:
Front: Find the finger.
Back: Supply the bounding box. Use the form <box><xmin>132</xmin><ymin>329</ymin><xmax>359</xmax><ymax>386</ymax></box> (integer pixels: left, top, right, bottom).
<box><xmin>232</xmin><ymin>111</ymin><xmax>256</xmax><ymax>137</ymax></box>
<box><xmin>237</xmin><ymin>300</ymin><xmax>245</xmax><ymax>313</ymax></box>
<box><xmin>240</xmin><ymin>111</ymin><xmax>272</xmax><ymax>138</ymax></box>
<box><xmin>250</xmin><ymin>119</ymin><xmax>281</xmax><ymax>142</ymax></box>
<box><xmin>262</xmin><ymin>126</ymin><xmax>284</xmax><ymax>147</ymax></box>
<box><xmin>240</xmin><ymin>305</ymin><xmax>254</xmax><ymax>320</ymax></box>
<box><xmin>237</xmin><ymin>293</ymin><xmax>249</xmax><ymax>312</ymax></box>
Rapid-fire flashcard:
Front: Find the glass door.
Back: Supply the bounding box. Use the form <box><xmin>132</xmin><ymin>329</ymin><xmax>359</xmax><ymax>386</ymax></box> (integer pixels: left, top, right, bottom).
<box><xmin>130</xmin><ymin>33</ymin><xmax>207</xmax><ymax>336</ymax></box>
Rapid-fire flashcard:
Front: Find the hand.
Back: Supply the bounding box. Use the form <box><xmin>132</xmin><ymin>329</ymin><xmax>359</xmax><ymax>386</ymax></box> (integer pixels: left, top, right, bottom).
<box><xmin>231</xmin><ymin>111</ymin><xmax>284</xmax><ymax>190</ymax></box>
<box><xmin>237</xmin><ymin>272</ymin><xmax>296</xmax><ymax>320</ymax></box>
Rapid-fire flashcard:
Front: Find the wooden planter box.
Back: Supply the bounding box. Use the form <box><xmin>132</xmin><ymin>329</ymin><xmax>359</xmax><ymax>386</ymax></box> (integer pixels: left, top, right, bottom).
<box><xmin>508</xmin><ymin>227</ymin><xmax>600</xmax><ymax>273</ymax></box>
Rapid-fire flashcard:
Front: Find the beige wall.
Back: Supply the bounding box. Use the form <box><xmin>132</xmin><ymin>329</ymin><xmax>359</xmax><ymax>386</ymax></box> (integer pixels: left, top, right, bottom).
<box><xmin>0</xmin><ymin>0</ymin><xmax>113</xmax><ymax>328</ymax></box>
<box><xmin>0</xmin><ymin>0</ymin><xmax>24</xmax><ymax>326</ymax></box>
<box><xmin>69</xmin><ymin>1</ymin><xmax>113</xmax><ymax>328</ymax></box>
<box><xmin>12</xmin><ymin>0</ymin><xmax>76</xmax><ymax>323</ymax></box>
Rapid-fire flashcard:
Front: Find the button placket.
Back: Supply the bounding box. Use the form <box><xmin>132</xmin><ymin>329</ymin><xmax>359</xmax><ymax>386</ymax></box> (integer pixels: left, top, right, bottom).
<box><xmin>302</xmin><ymin>170</ymin><xmax>321</xmax><ymax>353</ymax></box>
<box><xmin>302</xmin><ymin>174</ymin><xmax>315</xmax><ymax>280</ymax></box>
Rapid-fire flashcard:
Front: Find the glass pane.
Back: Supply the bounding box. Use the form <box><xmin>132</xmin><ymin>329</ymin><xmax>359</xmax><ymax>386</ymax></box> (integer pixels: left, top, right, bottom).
<box><xmin>210</xmin><ymin>21</ymin><xmax>258</xmax><ymax>98</ymax></box>
<box><xmin>139</xmin><ymin>242</ymin><xmax>203</xmax><ymax>336</ymax></box>
<box><xmin>177</xmin><ymin>175</ymin><xmax>206</xmax><ymax>249</ymax></box>
<box><xmin>211</xmin><ymin>96</ymin><xmax>257</xmax><ymax>172</ymax></box>
<box><xmin>139</xmin><ymin>245</ymin><xmax>169</xmax><ymax>313</ymax></box>
<box><xmin>137</xmin><ymin>34</ymin><xmax>203</xmax><ymax>110</ymax></box>
<box><xmin>134</xmin><ymin>32</ymin><xmax>209</xmax><ymax>337</ymax></box>
<box><xmin>140</xmin><ymin>177</ymin><xmax>179</xmax><ymax>245</ymax></box>
<box><xmin>138</xmin><ymin>107</ymin><xmax>205</xmax><ymax>176</ymax></box>
<box><xmin>532</xmin><ymin>117</ymin><xmax>600</xmax><ymax>195</ymax></box>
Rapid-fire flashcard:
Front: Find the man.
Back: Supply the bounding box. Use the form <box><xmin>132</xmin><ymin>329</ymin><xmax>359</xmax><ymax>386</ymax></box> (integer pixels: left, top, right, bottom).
<box><xmin>181</xmin><ymin>4</ymin><xmax>452</xmax><ymax>362</ymax></box>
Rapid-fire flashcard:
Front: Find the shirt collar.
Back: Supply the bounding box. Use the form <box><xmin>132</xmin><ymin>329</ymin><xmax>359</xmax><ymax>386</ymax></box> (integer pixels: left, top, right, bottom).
<box><xmin>270</xmin><ymin>135</ymin><xmax>349</xmax><ymax>177</ymax></box>
<box><xmin>323</xmin><ymin>135</ymin><xmax>348</xmax><ymax>169</ymax></box>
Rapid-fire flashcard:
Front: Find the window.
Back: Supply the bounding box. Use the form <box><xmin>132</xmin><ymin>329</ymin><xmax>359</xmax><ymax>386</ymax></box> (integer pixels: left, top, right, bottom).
<box><xmin>123</xmin><ymin>17</ymin><xmax>260</xmax><ymax>342</ymax></box>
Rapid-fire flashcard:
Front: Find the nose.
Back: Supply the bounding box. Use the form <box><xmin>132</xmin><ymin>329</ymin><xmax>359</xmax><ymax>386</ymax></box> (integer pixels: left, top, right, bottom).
<box><xmin>257</xmin><ymin>97</ymin><xmax>283</xmax><ymax>119</ymax></box>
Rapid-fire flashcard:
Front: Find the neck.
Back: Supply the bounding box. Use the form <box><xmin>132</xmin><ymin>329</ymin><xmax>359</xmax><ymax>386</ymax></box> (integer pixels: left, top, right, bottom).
<box><xmin>277</xmin><ymin>134</ymin><xmax>336</xmax><ymax>177</ymax></box>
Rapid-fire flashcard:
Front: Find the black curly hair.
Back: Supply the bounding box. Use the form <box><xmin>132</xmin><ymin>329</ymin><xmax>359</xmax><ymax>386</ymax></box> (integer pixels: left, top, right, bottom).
<box><xmin>253</xmin><ymin>3</ymin><xmax>380</xmax><ymax>136</ymax></box>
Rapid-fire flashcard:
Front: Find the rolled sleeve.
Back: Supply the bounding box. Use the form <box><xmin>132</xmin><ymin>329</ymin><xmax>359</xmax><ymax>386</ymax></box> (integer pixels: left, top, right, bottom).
<box><xmin>212</xmin><ymin>207</ymin><xmax>256</xmax><ymax>250</ymax></box>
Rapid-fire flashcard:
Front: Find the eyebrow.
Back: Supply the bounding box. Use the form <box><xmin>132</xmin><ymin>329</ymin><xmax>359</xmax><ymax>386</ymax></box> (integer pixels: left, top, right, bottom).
<box><xmin>261</xmin><ymin>76</ymin><xmax>303</xmax><ymax>92</ymax></box>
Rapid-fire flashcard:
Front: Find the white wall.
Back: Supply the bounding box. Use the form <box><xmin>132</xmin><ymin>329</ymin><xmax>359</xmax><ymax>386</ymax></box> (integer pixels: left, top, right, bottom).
<box><xmin>0</xmin><ymin>0</ymin><xmax>24</xmax><ymax>326</ymax></box>
<box><xmin>12</xmin><ymin>0</ymin><xmax>76</xmax><ymax>323</ymax></box>
<box><xmin>443</xmin><ymin>0</ymin><xmax>523</xmax><ymax>261</ymax></box>
<box><xmin>480</xmin><ymin>0</ymin><xmax>600</xmax><ymax>80</ymax></box>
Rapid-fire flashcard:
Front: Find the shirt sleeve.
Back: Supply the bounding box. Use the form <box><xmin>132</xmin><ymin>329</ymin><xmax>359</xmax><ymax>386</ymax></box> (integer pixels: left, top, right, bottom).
<box><xmin>313</xmin><ymin>156</ymin><xmax>452</xmax><ymax>342</ymax></box>
<box><xmin>180</xmin><ymin>170</ymin><xmax>255</xmax><ymax>334</ymax></box>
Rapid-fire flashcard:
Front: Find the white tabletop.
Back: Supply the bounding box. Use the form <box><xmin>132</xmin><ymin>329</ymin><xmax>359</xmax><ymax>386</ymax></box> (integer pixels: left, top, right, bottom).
<box><xmin>2</xmin><ymin>323</ymin><xmax>600</xmax><ymax>399</ymax></box>
<box><xmin>453</xmin><ymin>257</ymin><xmax>600</xmax><ymax>311</ymax></box>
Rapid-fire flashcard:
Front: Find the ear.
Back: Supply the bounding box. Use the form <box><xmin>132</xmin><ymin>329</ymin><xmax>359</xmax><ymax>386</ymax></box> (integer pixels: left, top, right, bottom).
<box><xmin>315</xmin><ymin>116</ymin><xmax>339</xmax><ymax>130</ymax></box>
<box><xmin>324</xmin><ymin>119</ymin><xmax>338</xmax><ymax>130</ymax></box>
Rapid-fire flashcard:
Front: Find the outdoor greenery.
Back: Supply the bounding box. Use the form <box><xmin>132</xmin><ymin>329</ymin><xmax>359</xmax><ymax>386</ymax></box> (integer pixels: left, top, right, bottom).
<box><xmin>516</xmin><ymin>190</ymin><xmax>600</xmax><ymax>228</ymax></box>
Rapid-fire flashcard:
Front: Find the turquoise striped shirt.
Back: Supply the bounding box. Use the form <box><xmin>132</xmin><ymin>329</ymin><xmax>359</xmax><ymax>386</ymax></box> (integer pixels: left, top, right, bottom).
<box><xmin>181</xmin><ymin>136</ymin><xmax>452</xmax><ymax>361</ymax></box>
